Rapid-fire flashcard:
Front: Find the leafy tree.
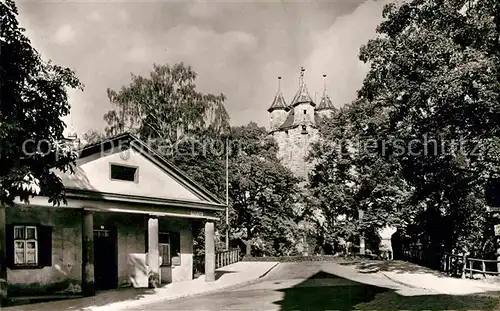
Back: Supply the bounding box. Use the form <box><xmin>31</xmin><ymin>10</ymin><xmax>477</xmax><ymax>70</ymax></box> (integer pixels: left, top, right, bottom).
<box><xmin>103</xmin><ymin>63</ymin><xmax>229</xmax><ymax>142</ymax></box>
<box><xmin>310</xmin><ymin>0</ymin><xmax>500</xmax><ymax>260</ymax></box>
<box><xmin>356</xmin><ymin>0</ymin><xmax>500</xmax><ymax>259</ymax></box>
<box><xmin>228</xmin><ymin>122</ymin><xmax>302</xmax><ymax>256</ymax></box>
<box><xmin>0</xmin><ymin>0</ymin><xmax>82</xmax><ymax>205</ymax></box>
<box><xmin>81</xmin><ymin>129</ymin><xmax>107</xmax><ymax>146</ymax></box>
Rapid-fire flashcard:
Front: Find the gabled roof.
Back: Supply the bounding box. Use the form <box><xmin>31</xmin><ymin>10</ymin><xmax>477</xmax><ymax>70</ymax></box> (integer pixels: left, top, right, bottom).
<box><xmin>267</xmin><ymin>90</ymin><xmax>288</xmax><ymax>112</ymax></box>
<box><xmin>316</xmin><ymin>92</ymin><xmax>335</xmax><ymax>111</ymax></box>
<box><xmin>57</xmin><ymin>132</ymin><xmax>225</xmax><ymax>207</ymax></box>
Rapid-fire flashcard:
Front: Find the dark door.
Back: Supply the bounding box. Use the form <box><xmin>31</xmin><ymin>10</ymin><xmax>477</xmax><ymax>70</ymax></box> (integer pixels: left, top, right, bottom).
<box><xmin>93</xmin><ymin>228</ymin><xmax>118</xmax><ymax>290</ymax></box>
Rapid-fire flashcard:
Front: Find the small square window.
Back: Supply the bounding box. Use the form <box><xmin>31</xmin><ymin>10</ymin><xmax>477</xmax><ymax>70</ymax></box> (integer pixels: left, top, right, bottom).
<box><xmin>110</xmin><ymin>164</ymin><xmax>138</xmax><ymax>182</ymax></box>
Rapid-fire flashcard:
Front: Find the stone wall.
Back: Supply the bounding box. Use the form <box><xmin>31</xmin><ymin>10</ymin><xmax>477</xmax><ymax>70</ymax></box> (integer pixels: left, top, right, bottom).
<box><xmin>273</xmin><ymin>126</ymin><xmax>319</xmax><ymax>180</ymax></box>
<box><xmin>270</xmin><ymin>110</ymin><xmax>288</xmax><ymax>131</ymax></box>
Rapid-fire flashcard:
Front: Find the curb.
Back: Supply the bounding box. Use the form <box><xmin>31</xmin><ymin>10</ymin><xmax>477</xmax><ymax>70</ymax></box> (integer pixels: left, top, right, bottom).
<box><xmin>259</xmin><ymin>262</ymin><xmax>280</xmax><ymax>279</ymax></box>
<box><xmin>166</xmin><ymin>262</ymin><xmax>280</xmax><ymax>300</ymax></box>
<box><xmin>102</xmin><ymin>262</ymin><xmax>281</xmax><ymax>310</ymax></box>
<box><xmin>380</xmin><ymin>272</ymin><xmax>430</xmax><ymax>291</ymax></box>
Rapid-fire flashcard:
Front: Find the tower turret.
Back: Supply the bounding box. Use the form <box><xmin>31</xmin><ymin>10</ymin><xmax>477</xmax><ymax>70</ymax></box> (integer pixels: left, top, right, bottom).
<box><xmin>316</xmin><ymin>74</ymin><xmax>335</xmax><ymax>118</ymax></box>
<box><xmin>291</xmin><ymin>67</ymin><xmax>315</xmax><ymax>129</ymax></box>
<box><xmin>64</xmin><ymin>106</ymin><xmax>80</xmax><ymax>147</ymax></box>
<box><xmin>268</xmin><ymin>77</ymin><xmax>288</xmax><ymax>131</ymax></box>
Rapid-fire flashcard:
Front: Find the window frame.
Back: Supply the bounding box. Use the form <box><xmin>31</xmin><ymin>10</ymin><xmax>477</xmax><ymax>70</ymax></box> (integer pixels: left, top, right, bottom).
<box><xmin>109</xmin><ymin>162</ymin><xmax>139</xmax><ymax>183</ymax></box>
<box><xmin>13</xmin><ymin>225</ymin><xmax>39</xmax><ymax>267</ymax></box>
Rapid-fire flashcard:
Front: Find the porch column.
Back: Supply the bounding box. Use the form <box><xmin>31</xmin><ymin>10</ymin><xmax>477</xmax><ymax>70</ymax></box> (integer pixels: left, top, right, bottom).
<box><xmin>147</xmin><ymin>216</ymin><xmax>160</xmax><ymax>288</ymax></box>
<box><xmin>82</xmin><ymin>210</ymin><xmax>95</xmax><ymax>296</ymax></box>
<box><xmin>204</xmin><ymin>222</ymin><xmax>215</xmax><ymax>282</ymax></box>
<box><xmin>0</xmin><ymin>205</ymin><xmax>7</xmax><ymax>306</ymax></box>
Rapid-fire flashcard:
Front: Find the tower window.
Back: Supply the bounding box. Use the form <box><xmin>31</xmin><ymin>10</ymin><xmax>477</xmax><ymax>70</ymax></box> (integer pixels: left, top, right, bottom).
<box><xmin>303</xmin><ymin>110</ymin><xmax>307</xmax><ymax>115</ymax></box>
<box><xmin>110</xmin><ymin>164</ymin><xmax>138</xmax><ymax>182</ymax></box>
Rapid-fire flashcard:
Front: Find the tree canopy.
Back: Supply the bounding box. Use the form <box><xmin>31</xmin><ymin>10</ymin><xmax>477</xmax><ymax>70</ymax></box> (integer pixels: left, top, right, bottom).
<box><xmin>100</xmin><ymin>63</ymin><xmax>302</xmax><ymax>255</ymax></box>
<box><xmin>103</xmin><ymin>63</ymin><xmax>230</xmax><ymax>141</ymax></box>
<box><xmin>309</xmin><ymin>0</ymin><xmax>500</xmax><ymax>260</ymax></box>
<box><xmin>228</xmin><ymin>122</ymin><xmax>302</xmax><ymax>256</ymax></box>
<box><xmin>0</xmin><ymin>0</ymin><xmax>82</xmax><ymax>205</ymax></box>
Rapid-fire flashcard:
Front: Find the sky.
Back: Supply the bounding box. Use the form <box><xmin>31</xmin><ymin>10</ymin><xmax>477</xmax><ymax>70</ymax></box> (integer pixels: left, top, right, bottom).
<box><xmin>16</xmin><ymin>0</ymin><xmax>390</xmax><ymax>136</ymax></box>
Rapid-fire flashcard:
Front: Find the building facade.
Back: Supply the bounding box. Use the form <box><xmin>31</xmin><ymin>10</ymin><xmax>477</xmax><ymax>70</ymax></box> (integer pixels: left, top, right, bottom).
<box><xmin>0</xmin><ymin>133</ymin><xmax>225</xmax><ymax>304</ymax></box>
<box><xmin>268</xmin><ymin>68</ymin><xmax>335</xmax><ymax>183</ymax></box>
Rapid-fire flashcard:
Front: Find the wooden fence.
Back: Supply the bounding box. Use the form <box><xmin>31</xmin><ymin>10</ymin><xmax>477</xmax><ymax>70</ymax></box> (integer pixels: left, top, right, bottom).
<box><xmin>442</xmin><ymin>253</ymin><xmax>500</xmax><ymax>279</ymax></box>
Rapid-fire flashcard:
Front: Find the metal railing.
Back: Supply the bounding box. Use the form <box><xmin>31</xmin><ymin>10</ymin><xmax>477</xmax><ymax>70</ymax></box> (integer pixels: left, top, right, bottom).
<box><xmin>216</xmin><ymin>248</ymin><xmax>240</xmax><ymax>269</ymax></box>
<box><xmin>193</xmin><ymin>248</ymin><xmax>241</xmax><ymax>277</ymax></box>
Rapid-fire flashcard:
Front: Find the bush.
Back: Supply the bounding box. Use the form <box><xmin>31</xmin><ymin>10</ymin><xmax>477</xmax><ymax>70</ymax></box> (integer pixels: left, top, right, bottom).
<box><xmin>241</xmin><ymin>254</ymin><xmax>377</xmax><ymax>262</ymax></box>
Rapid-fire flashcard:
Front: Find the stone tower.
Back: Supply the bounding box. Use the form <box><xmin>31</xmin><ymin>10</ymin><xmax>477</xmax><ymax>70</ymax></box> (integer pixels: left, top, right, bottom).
<box><xmin>268</xmin><ymin>77</ymin><xmax>288</xmax><ymax>131</ymax></box>
<box><xmin>316</xmin><ymin>74</ymin><xmax>335</xmax><ymax>119</ymax></box>
<box><xmin>268</xmin><ymin>68</ymin><xmax>336</xmax><ymax>183</ymax></box>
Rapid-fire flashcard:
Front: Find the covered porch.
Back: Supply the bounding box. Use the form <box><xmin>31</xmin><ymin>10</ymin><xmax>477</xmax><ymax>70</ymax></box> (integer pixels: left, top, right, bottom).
<box><xmin>0</xmin><ymin>133</ymin><xmax>230</xmax><ymax>305</ymax></box>
<box><xmin>0</xmin><ymin>189</ymin><xmax>223</xmax><ymax>304</ymax></box>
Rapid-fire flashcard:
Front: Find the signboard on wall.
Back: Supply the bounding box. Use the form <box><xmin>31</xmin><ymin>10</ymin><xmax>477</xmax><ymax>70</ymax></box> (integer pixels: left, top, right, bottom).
<box><xmin>494</xmin><ymin>224</ymin><xmax>500</xmax><ymax>236</ymax></box>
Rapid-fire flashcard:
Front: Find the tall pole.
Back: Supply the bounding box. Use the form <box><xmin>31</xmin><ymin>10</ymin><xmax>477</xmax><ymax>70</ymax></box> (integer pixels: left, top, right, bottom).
<box><xmin>225</xmin><ymin>137</ymin><xmax>229</xmax><ymax>250</ymax></box>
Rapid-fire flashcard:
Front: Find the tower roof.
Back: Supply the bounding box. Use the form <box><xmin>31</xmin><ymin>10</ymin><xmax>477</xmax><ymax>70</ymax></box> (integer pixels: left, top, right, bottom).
<box><xmin>268</xmin><ymin>77</ymin><xmax>288</xmax><ymax>113</ymax></box>
<box><xmin>291</xmin><ymin>67</ymin><xmax>315</xmax><ymax>107</ymax></box>
<box><xmin>316</xmin><ymin>93</ymin><xmax>335</xmax><ymax>111</ymax></box>
<box><xmin>316</xmin><ymin>74</ymin><xmax>335</xmax><ymax>111</ymax></box>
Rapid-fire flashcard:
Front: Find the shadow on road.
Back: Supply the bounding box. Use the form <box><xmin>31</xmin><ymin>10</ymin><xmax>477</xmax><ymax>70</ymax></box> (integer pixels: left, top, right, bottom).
<box><xmin>272</xmin><ymin>270</ymin><xmax>500</xmax><ymax>311</ymax></box>
<box><xmin>339</xmin><ymin>259</ymin><xmax>444</xmax><ymax>276</ymax></box>
<box><xmin>5</xmin><ymin>287</ymin><xmax>157</xmax><ymax>311</ymax></box>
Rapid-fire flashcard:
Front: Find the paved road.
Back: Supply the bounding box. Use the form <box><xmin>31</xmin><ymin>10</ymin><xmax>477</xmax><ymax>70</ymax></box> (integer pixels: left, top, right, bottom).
<box><xmin>129</xmin><ymin>262</ymin><xmax>390</xmax><ymax>311</ymax></box>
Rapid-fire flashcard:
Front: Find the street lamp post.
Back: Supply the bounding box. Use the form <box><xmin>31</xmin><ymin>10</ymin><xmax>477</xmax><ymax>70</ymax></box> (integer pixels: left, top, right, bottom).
<box><xmin>225</xmin><ymin>137</ymin><xmax>229</xmax><ymax>251</ymax></box>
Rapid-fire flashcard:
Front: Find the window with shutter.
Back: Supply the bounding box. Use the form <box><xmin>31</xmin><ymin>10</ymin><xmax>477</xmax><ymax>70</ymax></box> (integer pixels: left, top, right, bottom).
<box><xmin>7</xmin><ymin>224</ymin><xmax>52</xmax><ymax>269</ymax></box>
<box><xmin>13</xmin><ymin>226</ymin><xmax>38</xmax><ymax>266</ymax></box>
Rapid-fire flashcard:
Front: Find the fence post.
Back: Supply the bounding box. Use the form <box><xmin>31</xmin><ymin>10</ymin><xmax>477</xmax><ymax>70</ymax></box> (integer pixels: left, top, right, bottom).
<box><xmin>482</xmin><ymin>261</ymin><xmax>486</xmax><ymax>279</ymax></box>
<box><xmin>461</xmin><ymin>254</ymin><xmax>466</xmax><ymax>279</ymax></box>
<box><xmin>447</xmin><ymin>255</ymin><xmax>453</xmax><ymax>274</ymax></box>
<box><xmin>470</xmin><ymin>259</ymin><xmax>473</xmax><ymax>279</ymax></box>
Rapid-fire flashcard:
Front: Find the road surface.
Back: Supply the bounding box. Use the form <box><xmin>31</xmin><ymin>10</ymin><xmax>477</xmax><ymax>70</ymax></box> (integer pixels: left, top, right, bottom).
<box><xmin>128</xmin><ymin>261</ymin><xmax>391</xmax><ymax>311</ymax></box>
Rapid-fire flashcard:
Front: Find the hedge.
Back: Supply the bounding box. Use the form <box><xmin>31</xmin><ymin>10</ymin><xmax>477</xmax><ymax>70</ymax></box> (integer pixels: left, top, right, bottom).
<box><xmin>241</xmin><ymin>254</ymin><xmax>377</xmax><ymax>262</ymax></box>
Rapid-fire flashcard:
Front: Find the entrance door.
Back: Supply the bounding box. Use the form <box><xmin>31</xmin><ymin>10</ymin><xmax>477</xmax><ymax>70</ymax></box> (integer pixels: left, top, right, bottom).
<box><xmin>93</xmin><ymin>228</ymin><xmax>118</xmax><ymax>290</ymax></box>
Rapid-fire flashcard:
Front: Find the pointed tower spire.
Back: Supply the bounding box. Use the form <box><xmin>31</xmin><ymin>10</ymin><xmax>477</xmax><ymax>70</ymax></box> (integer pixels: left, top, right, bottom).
<box><xmin>267</xmin><ymin>76</ymin><xmax>288</xmax><ymax>112</ymax></box>
<box><xmin>291</xmin><ymin>67</ymin><xmax>315</xmax><ymax>107</ymax></box>
<box><xmin>299</xmin><ymin>67</ymin><xmax>305</xmax><ymax>86</ymax></box>
<box><xmin>67</xmin><ymin>107</ymin><xmax>78</xmax><ymax>140</ymax></box>
<box><xmin>316</xmin><ymin>74</ymin><xmax>335</xmax><ymax>111</ymax></box>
